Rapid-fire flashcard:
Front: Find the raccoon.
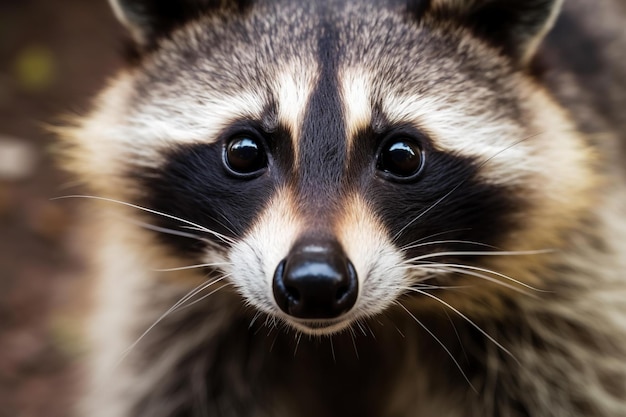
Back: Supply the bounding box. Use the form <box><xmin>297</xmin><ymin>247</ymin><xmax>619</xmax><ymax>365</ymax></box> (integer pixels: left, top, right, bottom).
<box><xmin>58</xmin><ymin>0</ymin><xmax>626</xmax><ymax>416</ymax></box>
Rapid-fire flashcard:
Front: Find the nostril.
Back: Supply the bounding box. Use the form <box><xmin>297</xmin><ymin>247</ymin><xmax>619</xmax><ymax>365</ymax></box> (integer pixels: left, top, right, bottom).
<box><xmin>335</xmin><ymin>260</ymin><xmax>357</xmax><ymax>305</ymax></box>
<box><xmin>335</xmin><ymin>285</ymin><xmax>348</xmax><ymax>301</ymax></box>
<box><xmin>285</xmin><ymin>285</ymin><xmax>300</xmax><ymax>302</ymax></box>
<box><xmin>273</xmin><ymin>259</ymin><xmax>292</xmax><ymax>314</ymax></box>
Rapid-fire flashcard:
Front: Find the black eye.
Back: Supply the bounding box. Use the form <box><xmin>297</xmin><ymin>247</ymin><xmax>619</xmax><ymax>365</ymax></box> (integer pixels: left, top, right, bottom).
<box><xmin>223</xmin><ymin>135</ymin><xmax>267</xmax><ymax>177</ymax></box>
<box><xmin>377</xmin><ymin>138</ymin><xmax>424</xmax><ymax>180</ymax></box>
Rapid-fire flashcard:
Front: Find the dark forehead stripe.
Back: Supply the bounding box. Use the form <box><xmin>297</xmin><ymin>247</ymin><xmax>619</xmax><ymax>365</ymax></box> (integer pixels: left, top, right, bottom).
<box><xmin>296</xmin><ymin>16</ymin><xmax>347</xmax><ymax>218</ymax></box>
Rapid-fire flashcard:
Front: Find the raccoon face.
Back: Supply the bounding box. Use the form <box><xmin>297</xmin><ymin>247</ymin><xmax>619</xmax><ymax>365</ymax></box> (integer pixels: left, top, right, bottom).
<box><xmin>68</xmin><ymin>0</ymin><xmax>596</xmax><ymax>335</ymax></box>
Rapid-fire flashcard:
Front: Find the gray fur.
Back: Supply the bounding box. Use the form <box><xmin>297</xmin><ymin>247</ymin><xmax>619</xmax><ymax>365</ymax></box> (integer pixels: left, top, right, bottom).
<box><xmin>61</xmin><ymin>1</ymin><xmax>626</xmax><ymax>416</ymax></box>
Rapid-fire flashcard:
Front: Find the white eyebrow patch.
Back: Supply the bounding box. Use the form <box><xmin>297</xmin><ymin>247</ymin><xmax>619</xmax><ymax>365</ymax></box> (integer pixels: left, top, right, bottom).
<box><xmin>274</xmin><ymin>67</ymin><xmax>318</xmax><ymax>165</ymax></box>
<box><xmin>381</xmin><ymin>93</ymin><xmax>533</xmax><ymax>182</ymax></box>
<box><xmin>128</xmin><ymin>90</ymin><xmax>268</xmax><ymax>147</ymax></box>
<box><xmin>70</xmin><ymin>75</ymin><xmax>272</xmax><ymax>183</ymax></box>
<box><xmin>380</xmin><ymin>88</ymin><xmax>596</xmax><ymax>204</ymax></box>
<box><xmin>382</xmin><ymin>94</ymin><xmax>526</xmax><ymax>154</ymax></box>
<box><xmin>339</xmin><ymin>68</ymin><xmax>372</xmax><ymax>148</ymax></box>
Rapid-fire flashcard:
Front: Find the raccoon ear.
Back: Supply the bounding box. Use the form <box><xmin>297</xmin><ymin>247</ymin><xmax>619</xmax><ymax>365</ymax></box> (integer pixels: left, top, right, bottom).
<box><xmin>429</xmin><ymin>0</ymin><xmax>563</xmax><ymax>65</ymax></box>
<box><xmin>109</xmin><ymin>0</ymin><xmax>243</xmax><ymax>47</ymax></box>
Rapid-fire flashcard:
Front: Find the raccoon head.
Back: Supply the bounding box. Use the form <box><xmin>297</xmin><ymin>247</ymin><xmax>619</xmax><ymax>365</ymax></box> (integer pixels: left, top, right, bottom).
<box><xmin>65</xmin><ymin>0</ymin><xmax>596</xmax><ymax>335</ymax></box>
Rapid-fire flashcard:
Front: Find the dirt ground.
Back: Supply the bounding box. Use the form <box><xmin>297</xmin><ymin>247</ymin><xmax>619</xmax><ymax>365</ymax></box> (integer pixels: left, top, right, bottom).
<box><xmin>0</xmin><ymin>1</ymin><xmax>124</xmax><ymax>415</ymax></box>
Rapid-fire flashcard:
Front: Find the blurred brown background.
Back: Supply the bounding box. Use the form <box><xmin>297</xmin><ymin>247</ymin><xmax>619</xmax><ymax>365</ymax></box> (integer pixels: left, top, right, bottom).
<box><xmin>0</xmin><ymin>1</ymin><xmax>124</xmax><ymax>415</ymax></box>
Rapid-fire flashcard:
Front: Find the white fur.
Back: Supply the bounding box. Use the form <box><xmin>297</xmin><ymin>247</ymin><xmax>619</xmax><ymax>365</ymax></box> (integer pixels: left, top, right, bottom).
<box><xmin>275</xmin><ymin>67</ymin><xmax>319</xmax><ymax>162</ymax></box>
<box><xmin>339</xmin><ymin>68</ymin><xmax>372</xmax><ymax>147</ymax></box>
<box><xmin>228</xmin><ymin>187</ymin><xmax>410</xmax><ymax>335</ymax></box>
<box><xmin>227</xmin><ymin>187</ymin><xmax>303</xmax><ymax>317</ymax></box>
<box><xmin>335</xmin><ymin>194</ymin><xmax>408</xmax><ymax>323</ymax></box>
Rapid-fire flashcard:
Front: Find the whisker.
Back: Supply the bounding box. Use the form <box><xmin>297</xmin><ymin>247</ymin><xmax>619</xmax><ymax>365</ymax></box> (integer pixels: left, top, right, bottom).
<box><xmin>395</xmin><ymin>301</ymin><xmax>477</xmax><ymax>392</ymax></box>
<box><xmin>412</xmin><ymin>281</ymin><xmax>473</xmax><ymax>291</ymax></box>
<box><xmin>403</xmin><ymin>249</ymin><xmax>554</xmax><ymax>264</ymax></box>
<box><xmin>411</xmin><ymin>273</ymin><xmax>439</xmax><ymax>284</ymax></box>
<box><xmin>294</xmin><ymin>332</ymin><xmax>303</xmax><ymax>356</ymax></box>
<box><xmin>115</xmin><ymin>275</ymin><xmax>230</xmax><ymax>365</ymax></box>
<box><xmin>349</xmin><ymin>328</ymin><xmax>359</xmax><ymax>359</ymax></box>
<box><xmin>174</xmin><ymin>279</ymin><xmax>232</xmax><ymax>311</ymax></box>
<box><xmin>249</xmin><ymin>311</ymin><xmax>262</xmax><ymax>329</ymax></box>
<box><xmin>410</xmin><ymin>262</ymin><xmax>546</xmax><ymax>293</ymax></box>
<box><xmin>402</xmin><ymin>239</ymin><xmax>498</xmax><ymax>252</ymax></box>
<box><xmin>356</xmin><ymin>320</ymin><xmax>368</xmax><ymax>336</ymax></box>
<box><xmin>213</xmin><ymin>210</ymin><xmax>240</xmax><ymax>237</ymax></box>
<box><xmin>269</xmin><ymin>331</ymin><xmax>280</xmax><ymax>352</ymax></box>
<box><xmin>399</xmin><ymin>229</ymin><xmax>473</xmax><ymax>251</ymax></box>
<box><xmin>155</xmin><ymin>275</ymin><xmax>231</xmax><ymax>316</ymax></box>
<box><xmin>52</xmin><ymin>194</ymin><xmax>235</xmax><ymax>245</ymax></box>
<box><xmin>442</xmin><ymin>307</ymin><xmax>470</xmax><ymax>365</ymax></box>
<box><xmin>414</xmin><ymin>265</ymin><xmax>532</xmax><ymax>295</ymax></box>
<box><xmin>153</xmin><ymin>262</ymin><xmax>232</xmax><ymax>272</ymax></box>
<box><xmin>393</xmin><ymin>323</ymin><xmax>406</xmax><ymax>338</ymax></box>
<box><xmin>126</xmin><ymin>219</ymin><xmax>210</xmax><ymax>242</ymax></box>
<box><xmin>402</xmin><ymin>288</ymin><xmax>518</xmax><ymax>364</ymax></box>
<box><xmin>181</xmin><ymin>206</ymin><xmax>240</xmax><ymax>238</ymax></box>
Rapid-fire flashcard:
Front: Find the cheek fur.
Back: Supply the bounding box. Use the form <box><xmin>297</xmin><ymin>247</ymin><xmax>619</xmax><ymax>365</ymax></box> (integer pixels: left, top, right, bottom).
<box><xmin>335</xmin><ymin>194</ymin><xmax>409</xmax><ymax>317</ymax></box>
<box><xmin>228</xmin><ymin>188</ymin><xmax>304</xmax><ymax>315</ymax></box>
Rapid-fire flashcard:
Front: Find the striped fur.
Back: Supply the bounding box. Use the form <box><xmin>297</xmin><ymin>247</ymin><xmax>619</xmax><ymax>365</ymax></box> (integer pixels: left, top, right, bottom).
<box><xmin>59</xmin><ymin>0</ymin><xmax>626</xmax><ymax>416</ymax></box>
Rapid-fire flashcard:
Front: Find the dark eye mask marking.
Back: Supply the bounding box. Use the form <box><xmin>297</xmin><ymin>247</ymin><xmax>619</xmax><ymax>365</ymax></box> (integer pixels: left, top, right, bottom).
<box><xmin>347</xmin><ymin>125</ymin><xmax>523</xmax><ymax>261</ymax></box>
<box><xmin>132</xmin><ymin>123</ymin><xmax>294</xmax><ymax>258</ymax></box>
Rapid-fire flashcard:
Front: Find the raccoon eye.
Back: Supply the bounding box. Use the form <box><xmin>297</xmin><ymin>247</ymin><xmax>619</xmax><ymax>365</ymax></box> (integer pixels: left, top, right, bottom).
<box><xmin>223</xmin><ymin>135</ymin><xmax>267</xmax><ymax>177</ymax></box>
<box><xmin>377</xmin><ymin>138</ymin><xmax>424</xmax><ymax>180</ymax></box>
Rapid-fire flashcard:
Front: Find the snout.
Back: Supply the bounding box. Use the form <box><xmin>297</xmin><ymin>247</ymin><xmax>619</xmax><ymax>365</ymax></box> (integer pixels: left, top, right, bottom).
<box><xmin>272</xmin><ymin>238</ymin><xmax>358</xmax><ymax>319</ymax></box>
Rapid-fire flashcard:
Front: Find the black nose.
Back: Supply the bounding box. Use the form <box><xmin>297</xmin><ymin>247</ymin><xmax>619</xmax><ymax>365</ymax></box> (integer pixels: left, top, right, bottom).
<box><xmin>272</xmin><ymin>239</ymin><xmax>358</xmax><ymax>319</ymax></box>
